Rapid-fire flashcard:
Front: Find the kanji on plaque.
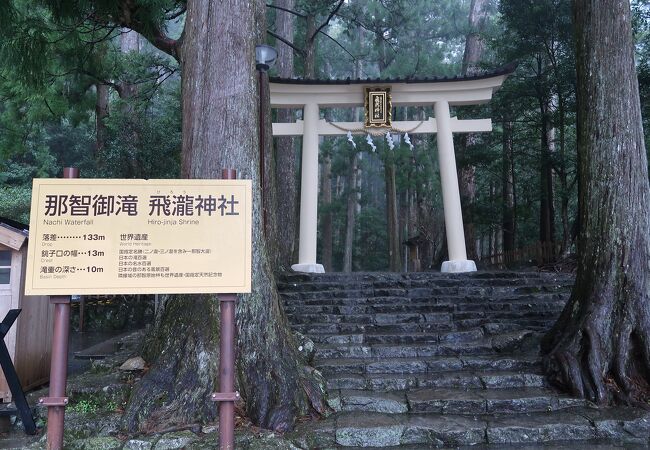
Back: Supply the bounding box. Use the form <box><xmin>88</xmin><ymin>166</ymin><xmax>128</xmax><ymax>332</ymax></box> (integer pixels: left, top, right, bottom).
<box><xmin>25</xmin><ymin>179</ymin><xmax>252</xmax><ymax>295</ymax></box>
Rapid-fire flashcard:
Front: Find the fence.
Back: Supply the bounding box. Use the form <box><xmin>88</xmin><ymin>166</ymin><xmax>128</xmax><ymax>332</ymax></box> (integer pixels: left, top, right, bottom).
<box><xmin>479</xmin><ymin>241</ymin><xmax>562</xmax><ymax>267</ymax></box>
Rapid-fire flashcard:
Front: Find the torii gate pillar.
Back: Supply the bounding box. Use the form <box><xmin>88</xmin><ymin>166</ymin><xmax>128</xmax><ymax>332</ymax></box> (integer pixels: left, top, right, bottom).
<box><xmin>289</xmin><ymin>99</ymin><xmax>476</xmax><ymax>274</ymax></box>
<box><xmin>435</xmin><ymin>100</ymin><xmax>477</xmax><ymax>273</ymax></box>
<box><xmin>291</xmin><ymin>103</ymin><xmax>325</xmax><ymax>273</ymax></box>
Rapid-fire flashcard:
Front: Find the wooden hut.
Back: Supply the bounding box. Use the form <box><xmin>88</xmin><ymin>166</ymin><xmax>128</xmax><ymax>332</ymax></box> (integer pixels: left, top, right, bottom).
<box><xmin>403</xmin><ymin>235</ymin><xmax>425</xmax><ymax>272</ymax></box>
<box><xmin>0</xmin><ymin>217</ymin><xmax>53</xmax><ymax>402</ymax></box>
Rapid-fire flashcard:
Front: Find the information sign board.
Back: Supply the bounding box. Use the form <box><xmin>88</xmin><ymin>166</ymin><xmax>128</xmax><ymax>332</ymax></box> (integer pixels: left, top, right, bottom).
<box><xmin>24</xmin><ymin>179</ymin><xmax>252</xmax><ymax>295</ymax></box>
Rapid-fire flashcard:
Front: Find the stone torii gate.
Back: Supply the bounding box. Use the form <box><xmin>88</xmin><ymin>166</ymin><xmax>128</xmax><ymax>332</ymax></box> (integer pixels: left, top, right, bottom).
<box><xmin>270</xmin><ymin>64</ymin><xmax>515</xmax><ymax>274</ymax></box>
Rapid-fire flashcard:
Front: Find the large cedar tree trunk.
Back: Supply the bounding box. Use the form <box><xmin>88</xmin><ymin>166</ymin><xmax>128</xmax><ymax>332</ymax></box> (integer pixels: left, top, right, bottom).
<box><xmin>120</xmin><ymin>29</ymin><xmax>140</xmax><ymax>100</ymax></box>
<box><xmin>273</xmin><ymin>0</ymin><xmax>298</xmax><ymax>269</ymax></box>
<box><xmin>385</xmin><ymin>162</ymin><xmax>401</xmax><ymax>271</ymax></box>
<box><xmin>538</xmin><ymin>61</ymin><xmax>556</xmax><ymax>254</ymax></box>
<box><xmin>343</xmin><ymin>153</ymin><xmax>359</xmax><ymax>272</ymax></box>
<box><xmin>321</xmin><ymin>157</ymin><xmax>333</xmax><ymax>271</ymax></box>
<box><xmin>457</xmin><ymin>0</ymin><xmax>489</xmax><ymax>261</ymax></box>
<box><xmin>119</xmin><ymin>29</ymin><xmax>141</xmax><ymax>176</ymax></box>
<box><xmin>95</xmin><ymin>83</ymin><xmax>109</xmax><ymax>157</ymax></box>
<box><xmin>541</xmin><ymin>0</ymin><xmax>650</xmax><ymax>405</ymax></box>
<box><xmin>342</xmin><ymin>56</ymin><xmax>362</xmax><ymax>273</ymax></box>
<box><xmin>501</xmin><ymin>120</ymin><xmax>516</xmax><ymax>255</ymax></box>
<box><xmin>122</xmin><ymin>0</ymin><xmax>328</xmax><ymax>433</ymax></box>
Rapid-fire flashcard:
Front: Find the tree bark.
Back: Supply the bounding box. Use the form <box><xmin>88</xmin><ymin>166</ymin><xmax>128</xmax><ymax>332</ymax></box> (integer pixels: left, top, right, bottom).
<box><xmin>119</xmin><ymin>28</ymin><xmax>141</xmax><ymax>176</ymax></box>
<box><xmin>120</xmin><ymin>28</ymin><xmax>140</xmax><ymax>101</ymax></box>
<box><xmin>343</xmin><ymin>152</ymin><xmax>358</xmax><ymax>272</ymax></box>
<box><xmin>541</xmin><ymin>0</ymin><xmax>650</xmax><ymax>406</ymax></box>
<box><xmin>273</xmin><ymin>0</ymin><xmax>298</xmax><ymax>269</ymax></box>
<box><xmin>556</xmin><ymin>92</ymin><xmax>572</xmax><ymax>253</ymax></box>
<box><xmin>304</xmin><ymin>13</ymin><xmax>316</xmax><ymax>78</ymax></box>
<box><xmin>461</xmin><ymin>0</ymin><xmax>488</xmax><ymax>76</ymax></box>
<box><xmin>538</xmin><ymin>59</ymin><xmax>556</xmax><ymax>256</ymax></box>
<box><xmin>501</xmin><ymin>120</ymin><xmax>516</xmax><ymax>255</ymax></box>
<box><xmin>385</xmin><ymin>162</ymin><xmax>401</xmax><ymax>271</ymax></box>
<box><xmin>95</xmin><ymin>83</ymin><xmax>109</xmax><ymax>157</ymax></box>
<box><xmin>457</xmin><ymin>0</ymin><xmax>490</xmax><ymax>261</ymax></box>
<box><xmin>122</xmin><ymin>0</ymin><xmax>328</xmax><ymax>433</ymax></box>
<box><xmin>321</xmin><ymin>156</ymin><xmax>333</xmax><ymax>271</ymax></box>
<box><xmin>342</xmin><ymin>51</ymin><xmax>363</xmax><ymax>273</ymax></box>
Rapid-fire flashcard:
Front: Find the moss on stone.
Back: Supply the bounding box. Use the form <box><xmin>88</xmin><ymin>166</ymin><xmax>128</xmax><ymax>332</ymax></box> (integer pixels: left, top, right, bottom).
<box><xmin>68</xmin><ymin>436</ymin><xmax>123</xmax><ymax>450</ymax></box>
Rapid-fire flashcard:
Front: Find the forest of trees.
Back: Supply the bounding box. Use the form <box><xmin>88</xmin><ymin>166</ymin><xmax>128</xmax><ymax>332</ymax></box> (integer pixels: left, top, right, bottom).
<box><xmin>0</xmin><ymin>0</ymin><xmax>649</xmax><ymax>434</ymax></box>
<box><xmin>1</xmin><ymin>0</ymin><xmax>649</xmax><ymax>273</ymax></box>
<box><xmin>0</xmin><ymin>0</ymin><xmax>650</xmax><ymax>271</ymax></box>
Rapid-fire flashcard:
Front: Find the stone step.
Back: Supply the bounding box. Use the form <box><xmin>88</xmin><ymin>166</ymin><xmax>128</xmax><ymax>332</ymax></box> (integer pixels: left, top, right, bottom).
<box><xmin>284</xmin><ymin>299</ymin><xmax>567</xmax><ymax>315</ymax></box>
<box><xmin>335</xmin><ymin>389</ymin><xmax>409</xmax><ymax>413</ymax></box>
<box><xmin>315</xmin><ymin>355</ymin><xmax>539</xmax><ymax>376</ymax></box>
<box><xmin>369</xmin><ymin>285</ymin><xmax>571</xmax><ymax>297</ymax></box>
<box><xmin>292</xmin><ymin>322</ymin><xmax>457</xmax><ymax>335</ymax></box>
<box><xmin>285</xmin><ymin>303</ymin><xmax>456</xmax><ymax>314</ymax></box>
<box><xmin>290</xmin><ymin>407</ymin><xmax>650</xmax><ymax>448</ymax></box>
<box><xmin>315</xmin><ymin>342</ymin><xmax>490</xmax><ymax>359</ymax></box>
<box><xmin>282</xmin><ymin>288</ymin><xmax>571</xmax><ymax>301</ymax></box>
<box><xmin>282</xmin><ymin>291</ymin><xmax>570</xmax><ymax>304</ymax></box>
<box><xmin>406</xmin><ymin>387</ymin><xmax>588</xmax><ymax>414</ymax></box>
<box><xmin>280</xmin><ymin>288</ymin><xmax>571</xmax><ymax>305</ymax></box>
<box><xmin>279</xmin><ymin>272</ymin><xmax>574</xmax><ymax>287</ymax></box>
<box><xmin>315</xmin><ymin>332</ymin><xmax>537</xmax><ymax>359</ymax></box>
<box><xmin>293</xmin><ymin>321</ymin><xmax>547</xmax><ymax>336</ymax></box>
<box><xmin>456</xmin><ymin>318</ymin><xmax>556</xmax><ymax>330</ymax></box>
<box><xmin>279</xmin><ymin>281</ymin><xmax>572</xmax><ymax>292</ymax></box>
<box><xmin>280</xmin><ymin>288</ymin><xmax>573</xmax><ymax>302</ymax></box>
<box><xmin>329</xmin><ymin>387</ymin><xmax>588</xmax><ymax>415</ymax></box>
<box><xmin>289</xmin><ymin>311</ymin><xmax>561</xmax><ymax>326</ymax></box>
<box><xmin>307</xmin><ymin>328</ymin><xmax>487</xmax><ymax>345</ymax></box>
<box><xmin>338</xmin><ymin>441</ymin><xmax>650</xmax><ymax>450</ymax></box>
<box><xmin>284</xmin><ymin>289</ymin><xmax>375</xmax><ymax>299</ymax></box>
<box><xmin>289</xmin><ymin>312</ymin><xmax>453</xmax><ymax>325</ymax></box>
<box><xmin>327</xmin><ymin>370</ymin><xmax>547</xmax><ymax>391</ymax></box>
<box><xmin>279</xmin><ymin>277</ymin><xmax>574</xmax><ymax>289</ymax></box>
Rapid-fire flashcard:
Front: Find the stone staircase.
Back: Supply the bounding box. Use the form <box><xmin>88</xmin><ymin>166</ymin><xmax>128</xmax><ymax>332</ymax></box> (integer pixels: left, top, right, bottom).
<box><xmin>279</xmin><ymin>271</ymin><xmax>650</xmax><ymax>449</ymax></box>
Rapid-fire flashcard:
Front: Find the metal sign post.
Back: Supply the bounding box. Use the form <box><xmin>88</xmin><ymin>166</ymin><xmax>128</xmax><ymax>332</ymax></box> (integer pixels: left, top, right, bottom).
<box><xmin>210</xmin><ymin>169</ymin><xmax>239</xmax><ymax>450</ymax></box>
<box><xmin>41</xmin><ymin>167</ymin><xmax>77</xmax><ymax>450</ymax></box>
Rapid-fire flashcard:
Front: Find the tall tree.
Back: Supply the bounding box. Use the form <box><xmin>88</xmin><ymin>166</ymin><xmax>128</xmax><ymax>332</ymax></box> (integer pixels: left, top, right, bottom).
<box><xmin>498</xmin><ymin>0</ymin><xmax>575</xmax><ymax>260</ymax></box>
<box><xmin>501</xmin><ymin>119</ymin><xmax>516</xmax><ymax>254</ymax></box>
<box><xmin>542</xmin><ymin>0</ymin><xmax>650</xmax><ymax>405</ymax></box>
<box><xmin>6</xmin><ymin>0</ymin><xmax>329</xmax><ymax>432</ymax></box>
<box><xmin>538</xmin><ymin>56</ymin><xmax>556</xmax><ymax>251</ymax></box>
<box><xmin>321</xmin><ymin>153</ymin><xmax>334</xmax><ymax>271</ymax></box>
<box><xmin>385</xmin><ymin>159</ymin><xmax>401</xmax><ymax>271</ymax></box>
<box><xmin>343</xmin><ymin>49</ymin><xmax>363</xmax><ymax>273</ymax></box>
<box><xmin>269</xmin><ymin>0</ymin><xmax>344</xmax><ymax>271</ymax></box>
<box><xmin>95</xmin><ymin>83</ymin><xmax>109</xmax><ymax>156</ymax></box>
<box><xmin>123</xmin><ymin>0</ymin><xmax>327</xmax><ymax>432</ymax></box>
<box><xmin>273</xmin><ymin>0</ymin><xmax>299</xmax><ymax>269</ymax></box>
<box><xmin>457</xmin><ymin>0</ymin><xmax>491</xmax><ymax>261</ymax></box>
<box><xmin>343</xmin><ymin>150</ymin><xmax>359</xmax><ymax>272</ymax></box>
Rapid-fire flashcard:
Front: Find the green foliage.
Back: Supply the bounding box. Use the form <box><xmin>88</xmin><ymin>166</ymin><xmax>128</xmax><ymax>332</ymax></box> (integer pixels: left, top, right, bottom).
<box><xmin>0</xmin><ymin>186</ymin><xmax>32</xmax><ymax>224</ymax></box>
<box><xmin>97</xmin><ymin>82</ymin><xmax>181</xmax><ymax>179</ymax></box>
<box><xmin>633</xmin><ymin>1</ymin><xmax>650</xmax><ymax>159</ymax></box>
<box><xmin>69</xmin><ymin>396</ymin><xmax>119</xmax><ymax>414</ymax></box>
<box><xmin>0</xmin><ymin>0</ymin><xmax>181</xmax><ymax>225</ymax></box>
<box><xmin>1</xmin><ymin>0</ymin><xmax>647</xmax><ymax>271</ymax></box>
<box><xmin>354</xmin><ymin>206</ymin><xmax>388</xmax><ymax>271</ymax></box>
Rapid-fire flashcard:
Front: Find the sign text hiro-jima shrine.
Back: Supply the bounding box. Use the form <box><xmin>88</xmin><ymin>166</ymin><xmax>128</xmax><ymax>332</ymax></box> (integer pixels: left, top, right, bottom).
<box><xmin>25</xmin><ymin>179</ymin><xmax>252</xmax><ymax>295</ymax></box>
